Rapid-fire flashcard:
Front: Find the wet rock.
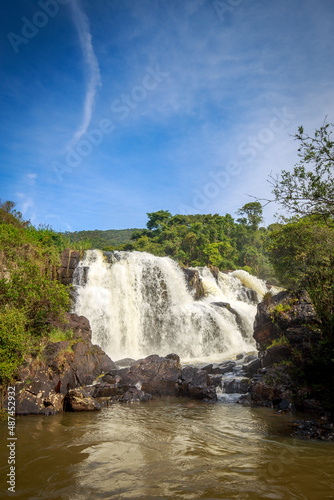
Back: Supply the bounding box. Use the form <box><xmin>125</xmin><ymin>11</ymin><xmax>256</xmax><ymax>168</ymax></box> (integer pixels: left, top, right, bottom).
<box><xmin>242</xmin><ymin>358</ymin><xmax>261</xmax><ymax>377</ymax></box>
<box><xmin>180</xmin><ymin>366</ymin><xmax>217</xmax><ymax>400</ymax></box>
<box><xmin>223</xmin><ymin>378</ymin><xmax>250</xmax><ymax>394</ymax></box>
<box><xmin>90</xmin><ymin>383</ymin><xmax>123</xmax><ymax>398</ymax></box>
<box><xmin>182</xmin><ymin>269</ymin><xmax>205</xmax><ymax>299</ymax></box>
<box><xmin>115</xmin><ymin>358</ymin><xmax>137</xmax><ymax>368</ymax></box>
<box><xmin>116</xmin><ymin>354</ymin><xmax>182</xmax><ymax>397</ymax></box>
<box><xmin>236</xmin><ymin>393</ymin><xmax>252</xmax><ymax>406</ymax></box>
<box><xmin>64</xmin><ymin>388</ymin><xmax>101</xmax><ymax>411</ymax></box>
<box><xmin>208</xmin><ymin>374</ymin><xmax>223</xmax><ymax>387</ymax></box>
<box><xmin>118</xmin><ymin>388</ymin><xmax>153</xmax><ymax>403</ymax></box>
<box><xmin>291</xmin><ymin>420</ymin><xmax>334</xmax><ymax>440</ymax></box>
<box><xmin>277</xmin><ymin>398</ymin><xmax>293</xmax><ymax>412</ymax></box>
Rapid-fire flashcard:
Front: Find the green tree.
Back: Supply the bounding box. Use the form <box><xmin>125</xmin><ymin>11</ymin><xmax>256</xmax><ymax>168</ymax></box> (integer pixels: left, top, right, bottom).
<box><xmin>237</xmin><ymin>202</ymin><xmax>264</xmax><ymax>230</ymax></box>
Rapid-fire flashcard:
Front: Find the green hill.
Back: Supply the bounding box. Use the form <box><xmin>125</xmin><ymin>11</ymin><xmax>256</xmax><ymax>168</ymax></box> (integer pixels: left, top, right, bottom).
<box><xmin>63</xmin><ymin>228</ymin><xmax>140</xmax><ymax>250</ymax></box>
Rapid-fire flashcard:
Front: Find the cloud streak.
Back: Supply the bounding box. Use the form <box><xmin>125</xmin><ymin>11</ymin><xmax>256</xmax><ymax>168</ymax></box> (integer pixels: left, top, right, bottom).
<box><xmin>68</xmin><ymin>0</ymin><xmax>101</xmax><ymax>148</ymax></box>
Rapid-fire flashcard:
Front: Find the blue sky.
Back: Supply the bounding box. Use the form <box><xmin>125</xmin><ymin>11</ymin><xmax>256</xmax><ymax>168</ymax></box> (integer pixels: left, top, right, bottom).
<box><xmin>1</xmin><ymin>0</ymin><xmax>334</xmax><ymax>231</ymax></box>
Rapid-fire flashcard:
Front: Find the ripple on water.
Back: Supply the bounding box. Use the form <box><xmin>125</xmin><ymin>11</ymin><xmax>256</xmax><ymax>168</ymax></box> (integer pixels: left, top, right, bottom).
<box><xmin>1</xmin><ymin>400</ymin><xmax>334</xmax><ymax>499</ymax></box>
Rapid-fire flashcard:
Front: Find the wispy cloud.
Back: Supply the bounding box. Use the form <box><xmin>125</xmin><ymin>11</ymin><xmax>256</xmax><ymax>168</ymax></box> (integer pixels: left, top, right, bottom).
<box><xmin>68</xmin><ymin>0</ymin><xmax>101</xmax><ymax>148</ymax></box>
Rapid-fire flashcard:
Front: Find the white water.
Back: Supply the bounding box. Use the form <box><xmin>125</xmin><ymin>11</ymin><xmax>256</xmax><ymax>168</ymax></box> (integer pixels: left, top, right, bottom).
<box><xmin>73</xmin><ymin>250</ymin><xmax>266</xmax><ymax>362</ymax></box>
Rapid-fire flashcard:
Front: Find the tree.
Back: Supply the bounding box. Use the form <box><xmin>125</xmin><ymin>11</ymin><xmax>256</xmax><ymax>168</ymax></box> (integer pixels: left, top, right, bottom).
<box><xmin>268</xmin><ymin>120</ymin><xmax>334</xmax><ymax>219</ymax></box>
<box><xmin>237</xmin><ymin>202</ymin><xmax>263</xmax><ymax>230</ymax></box>
<box><xmin>146</xmin><ymin>210</ymin><xmax>172</xmax><ymax>231</ymax></box>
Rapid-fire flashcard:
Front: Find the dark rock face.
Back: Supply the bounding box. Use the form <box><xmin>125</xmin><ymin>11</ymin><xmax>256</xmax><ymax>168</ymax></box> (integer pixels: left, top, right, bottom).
<box><xmin>56</xmin><ymin>249</ymin><xmax>81</xmax><ymax>286</ymax></box>
<box><xmin>253</xmin><ymin>290</ymin><xmax>321</xmax><ymax>349</ymax></box>
<box><xmin>245</xmin><ymin>290</ymin><xmax>326</xmax><ymax>416</ymax></box>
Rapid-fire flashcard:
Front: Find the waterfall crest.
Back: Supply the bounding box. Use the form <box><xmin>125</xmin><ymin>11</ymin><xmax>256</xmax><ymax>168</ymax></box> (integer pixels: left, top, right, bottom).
<box><xmin>73</xmin><ymin>250</ymin><xmax>265</xmax><ymax>362</ymax></box>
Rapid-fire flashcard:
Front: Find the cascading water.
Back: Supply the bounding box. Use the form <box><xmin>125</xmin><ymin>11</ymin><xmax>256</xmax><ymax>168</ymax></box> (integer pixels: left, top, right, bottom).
<box><xmin>73</xmin><ymin>250</ymin><xmax>266</xmax><ymax>362</ymax></box>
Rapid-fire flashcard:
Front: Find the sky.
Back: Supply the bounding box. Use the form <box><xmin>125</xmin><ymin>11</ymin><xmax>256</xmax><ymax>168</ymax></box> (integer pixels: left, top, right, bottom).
<box><xmin>1</xmin><ymin>0</ymin><xmax>334</xmax><ymax>231</ymax></box>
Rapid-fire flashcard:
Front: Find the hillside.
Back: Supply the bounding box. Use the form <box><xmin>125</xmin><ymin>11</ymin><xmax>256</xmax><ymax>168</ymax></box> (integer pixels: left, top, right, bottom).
<box><xmin>63</xmin><ymin>228</ymin><xmax>140</xmax><ymax>250</ymax></box>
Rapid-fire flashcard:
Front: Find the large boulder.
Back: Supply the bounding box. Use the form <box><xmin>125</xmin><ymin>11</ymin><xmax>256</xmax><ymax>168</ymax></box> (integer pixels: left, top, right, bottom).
<box><xmin>115</xmin><ymin>354</ymin><xmax>182</xmax><ymax>397</ymax></box>
<box><xmin>180</xmin><ymin>366</ymin><xmax>217</xmax><ymax>400</ymax></box>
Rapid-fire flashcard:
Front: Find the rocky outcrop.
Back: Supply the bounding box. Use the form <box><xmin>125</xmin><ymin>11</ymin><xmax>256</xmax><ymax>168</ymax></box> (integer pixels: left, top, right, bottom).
<box><xmin>56</xmin><ymin>249</ymin><xmax>81</xmax><ymax>286</ymax></box>
<box><xmin>4</xmin><ymin>314</ymin><xmax>116</xmax><ymax>415</ymax></box>
<box><xmin>253</xmin><ymin>290</ymin><xmax>321</xmax><ymax>349</ymax></box>
<box><xmin>243</xmin><ymin>290</ymin><xmax>330</xmax><ymax>428</ymax></box>
<box><xmin>90</xmin><ymin>354</ymin><xmax>218</xmax><ymax>403</ymax></box>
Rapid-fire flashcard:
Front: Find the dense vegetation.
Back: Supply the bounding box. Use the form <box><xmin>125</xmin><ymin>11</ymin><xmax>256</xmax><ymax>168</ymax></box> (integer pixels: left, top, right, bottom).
<box><xmin>63</xmin><ymin>228</ymin><xmax>137</xmax><ymax>250</ymax></box>
<box><xmin>0</xmin><ymin>201</ymin><xmax>82</xmax><ymax>384</ymax></box>
<box><xmin>114</xmin><ymin>203</ymin><xmax>276</xmax><ymax>282</ymax></box>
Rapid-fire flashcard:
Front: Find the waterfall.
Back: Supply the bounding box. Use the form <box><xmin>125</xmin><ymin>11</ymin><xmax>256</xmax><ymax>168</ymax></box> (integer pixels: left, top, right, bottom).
<box><xmin>73</xmin><ymin>250</ymin><xmax>266</xmax><ymax>362</ymax></box>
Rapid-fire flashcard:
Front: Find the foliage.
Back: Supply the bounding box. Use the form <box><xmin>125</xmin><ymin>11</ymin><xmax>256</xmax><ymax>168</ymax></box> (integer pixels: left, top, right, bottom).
<box><xmin>121</xmin><ymin>208</ymin><xmax>275</xmax><ymax>280</ymax></box>
<box><xmin>62</xmin><ymin>228</ymin><xmax>137</xmax><ymax>250</ymax></box>
<box><xmin>266</xmin><ymin>216</ymin><xmax>334</xmax><ymax>333</ymax></box>
<box><xmin>267</xmin><ymin>335</ymin><xmax>289</xmax><ymax>349</ymax></box>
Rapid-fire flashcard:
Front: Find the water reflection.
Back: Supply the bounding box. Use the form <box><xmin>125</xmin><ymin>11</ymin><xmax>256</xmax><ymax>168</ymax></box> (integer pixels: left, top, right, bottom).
<box><xmin>1</xmin><ymin>400</ymin><xmax>334</xmax><ymax>499</ymax></box>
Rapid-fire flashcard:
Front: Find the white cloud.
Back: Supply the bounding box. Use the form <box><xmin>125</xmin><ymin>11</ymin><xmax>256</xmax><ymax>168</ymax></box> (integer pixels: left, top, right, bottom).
<box><xmin>67</xmin><ymin>0</ymin><xmax>102</xmax><ymax>148</ymax></box>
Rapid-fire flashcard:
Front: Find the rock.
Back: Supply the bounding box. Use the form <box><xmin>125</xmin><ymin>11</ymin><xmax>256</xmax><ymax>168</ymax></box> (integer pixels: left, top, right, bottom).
<box><xmin>253</xmin><ymin>290</ymin><xmax>321</xmax><ymax>350</ymax></box>
<box><xmin>223</xmin><ymin>378</ymin><xmax>250</xmax><ymax>394</ymax></box>
<box><xmin>215</xmin><ymin>361</ymin><xmax>236</xmax><ymax>374</ymax></box>
<box><xmin>302</xmin><ymin>399</ymin><xmax>325</xmax><ymax>415</ymax></box>
<box><xmin>56</xmin><ymin>249</ymin><xmax>81</xmax><ymax>286</ymax></box>
<box><xmin>278</xmin><ymin>398</ymin><xmax>293</xmax><ymax>412</ymax></box>
<box><xmin>180</xmin><ymin>366</ymin><xmax>217</xmax><ymax>400</ymax></box>
<box><xmin>116</xmin><ymin>354</ymin><xmax>182</xmax><ymax>397</ymax></box>
<box><xmin>118</xmin><ymin>388</ymin><xmax>153</xmax><ymax>403</ymax></box>
<box><xmin>208</xmin><ymin>374</ymin><xmax>223</xmax><ymax>387</ymax></box>
<box><xmin>182</xmin><ymin>269</ymin><xmax>205</xmax><ymax>299</ymax></box>
<box><xmin>115</xmin><ymin>358</ymin><xmax>137</xmax><ymax>368</ymax></box>
<box><xmin>64</xmin><ymin>388</ymin><xmax>101</xmax><ymax>411</ymax></box>
<box><xmin>261</xmin><ymin>345</ymin><xmax>291</xmax><ymax>368</ymax></box>
<box><xmin>90</xmin><ymin>383</ymin><xmax>123</xmax><ymax>398</ymax></box>
<box><xmin>242</xmin><ymin>358</ymin><xmax>261</xmax><ymax>377</ymax></box>
<box><xmin>236</xmin><ymin>393</ymin><xmax>252</xmax><ymax>406</ymax></box>
<box><xmin>291</xmin><ymin>420</ymin><xmax>334</xmax><ymax>441</ymax></box>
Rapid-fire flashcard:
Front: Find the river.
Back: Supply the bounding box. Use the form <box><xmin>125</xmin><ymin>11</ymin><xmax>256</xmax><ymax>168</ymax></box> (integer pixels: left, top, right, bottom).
<box><xmin>1</xmin><ymin>399</ymin><xmax>334</xmax><ymax>499</ymax></box>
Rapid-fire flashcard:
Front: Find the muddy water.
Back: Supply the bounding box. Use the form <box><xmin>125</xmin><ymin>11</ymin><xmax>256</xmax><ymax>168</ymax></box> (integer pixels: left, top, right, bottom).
<box><xmin>1</xmin><ymin>400</ymin><xmax>334</xmax><ymax>499</ymax></box>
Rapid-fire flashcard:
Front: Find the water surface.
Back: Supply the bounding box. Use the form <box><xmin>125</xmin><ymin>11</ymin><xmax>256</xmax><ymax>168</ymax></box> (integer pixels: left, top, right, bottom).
<box><xmin>1</xmin><ymin>399</ymin><xmax>334</xmax><ymax>499</ymax></box>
